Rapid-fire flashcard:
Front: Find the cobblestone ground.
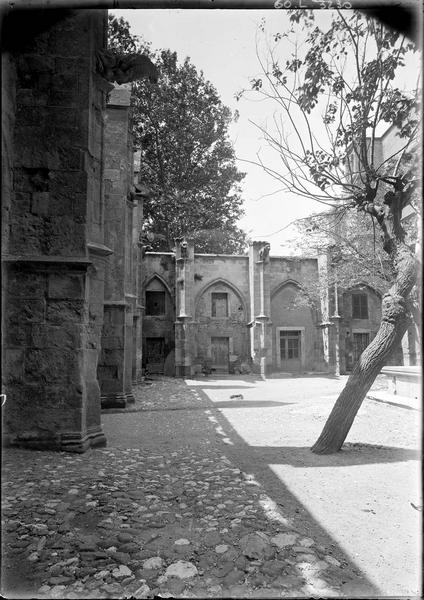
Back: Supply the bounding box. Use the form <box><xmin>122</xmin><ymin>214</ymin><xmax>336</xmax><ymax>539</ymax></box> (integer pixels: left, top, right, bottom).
<box><xmin>2</xmin><ymin>378</ymin><xmax>374</xmax><ymax>599</ymax></box>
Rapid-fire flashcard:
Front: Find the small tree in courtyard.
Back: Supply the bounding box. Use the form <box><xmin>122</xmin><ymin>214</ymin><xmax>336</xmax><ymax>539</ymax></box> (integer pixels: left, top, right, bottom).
<box><xmin>239</xmin><ymin>9</ymin><xmax>421</xmax><ymax>453</ymax></box>
<box><xmin>108</xmin><ymin>15</ymin><xmax>248</xmax><ymax>254</ymax></box>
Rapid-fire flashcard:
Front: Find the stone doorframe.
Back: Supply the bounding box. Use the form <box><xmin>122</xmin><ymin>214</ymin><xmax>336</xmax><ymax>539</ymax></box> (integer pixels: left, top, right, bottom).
<box><xmin>207</xmin><ymin>335</ymin><xmax>234</xmax><ymax>360</ymax></box>
<box><xmin>275</xmin><ymin>326</ymin><xmax>306</xmax><ymax>370</ymax></box>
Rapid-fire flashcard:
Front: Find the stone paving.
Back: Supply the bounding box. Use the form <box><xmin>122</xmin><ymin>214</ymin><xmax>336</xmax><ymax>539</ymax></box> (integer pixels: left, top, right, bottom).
<box><xmin>2</xmin><ymin>377</ymin><xmax>369</xmax><ymax>599</ymax></box>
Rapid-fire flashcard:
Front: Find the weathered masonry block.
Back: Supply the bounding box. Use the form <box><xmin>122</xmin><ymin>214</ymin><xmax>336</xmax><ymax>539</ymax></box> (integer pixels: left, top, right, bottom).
<box><xmin>2</xmin><ymin>9</ymin><xmax>110</xmax><ymax>451</ymax></box>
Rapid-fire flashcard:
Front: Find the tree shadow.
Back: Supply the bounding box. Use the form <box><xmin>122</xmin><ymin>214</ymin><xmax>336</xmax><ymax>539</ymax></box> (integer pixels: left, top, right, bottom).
<box><xmin>248</xmin><ymin>443</ymin><xmax>420</xmax><ymax>468</ymax></box>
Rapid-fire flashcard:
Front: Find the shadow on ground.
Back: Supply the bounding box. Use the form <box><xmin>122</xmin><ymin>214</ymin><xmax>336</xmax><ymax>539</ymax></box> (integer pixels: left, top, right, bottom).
<box><xmin>185</xmin><ymin>380</ymin><xmax>406</xmax><ymax>597</ymax></box>
<box><xmin>247</xmin><ymin>443</ymin><xmax>420</xmax><ymax>467</ymax></box>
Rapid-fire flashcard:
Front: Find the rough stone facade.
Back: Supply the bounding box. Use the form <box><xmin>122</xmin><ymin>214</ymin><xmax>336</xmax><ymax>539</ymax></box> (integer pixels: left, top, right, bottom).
<box><xmin>97</xmin><ymin>84</ymin><xmax>144</xmax><ymax>408</ymax></box>
<box><xmin>144</xmin><ymin>240</ymin><xmax>386</xmax><ymax>377</ymax></box>
<box><xmin>2</xmin><ymin>9</ymin><xmax>111</xmax><ymax>451</ymax></box>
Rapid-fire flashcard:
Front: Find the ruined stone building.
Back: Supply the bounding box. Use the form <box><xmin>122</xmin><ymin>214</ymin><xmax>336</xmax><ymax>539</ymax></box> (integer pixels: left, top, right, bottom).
<box><xmin>142</xmin><ymin>240</ymin><xmax>387</xmax><ymax>377</ymax></box>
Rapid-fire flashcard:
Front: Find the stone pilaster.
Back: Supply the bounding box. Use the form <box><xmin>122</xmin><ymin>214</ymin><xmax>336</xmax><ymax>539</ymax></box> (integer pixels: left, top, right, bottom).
<box><xmin>2</xmin><ymin>10</ymin><xmax>109</xmax><ymax>451</ymax></box>
<box><xmin>98</xmin><ymin>83</ymin><xmax>138</xmax><ymax>408</ymax></box>
<box><xmin>132</xmin><ymin>183</ymin><xmax>145</xmax><ymax>384</ymax></box>
<box><xmin>248</xmin><ymin>242</ymin><xmax>272</xmax><ymax>378</ymax></box>
<box><xmin>317</xmin><ymin>252</ymin><xmax>331</xmax><ymax>371</ymax></box>
<box><xmin>174</xmin><ymin>239</ymin><xmax>195</xmax><ymax>377</ymax></box>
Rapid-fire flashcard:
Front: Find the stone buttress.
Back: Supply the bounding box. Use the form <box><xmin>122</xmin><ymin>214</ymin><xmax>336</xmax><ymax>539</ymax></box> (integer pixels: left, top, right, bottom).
<box><xmin>2</xmin><ymin>9</ymin><xmax>110</xmax><ymax>451</ymax></box>
<box><xmin>248</xmin><ymin>242</ymin><xmax>272</xmax><ymax>377</ymax></box>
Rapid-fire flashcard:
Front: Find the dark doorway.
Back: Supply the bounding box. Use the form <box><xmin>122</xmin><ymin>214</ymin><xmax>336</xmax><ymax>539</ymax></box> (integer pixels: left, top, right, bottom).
<box><xmin>211</xmin><ymin>337</ymin><xmax>230</xmax><ymax>373</ymax></box>
<box><xmin>146</xmin><ymin>337</ymin><xmax>165</xmax><ymax>374</ymax></box>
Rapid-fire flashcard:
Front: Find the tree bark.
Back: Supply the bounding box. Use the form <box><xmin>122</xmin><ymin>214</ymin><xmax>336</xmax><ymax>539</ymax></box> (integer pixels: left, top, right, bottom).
<box><xmin>311</xmin><ymin>240</ymin><xmax>417</xmax><ymax>454</ymax></box>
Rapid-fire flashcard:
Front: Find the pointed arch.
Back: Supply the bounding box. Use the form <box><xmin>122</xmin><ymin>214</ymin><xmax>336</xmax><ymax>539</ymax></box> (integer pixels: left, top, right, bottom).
<box><xmin>144</xmin><ymin>274</ymin><xmax>173</xmax><ymax>297</ymax></box>
<box><xmin>271</xmin><ymin>279</ymin><xmax>306</xmax><ymax>299</ymax></box>
<box><xmin>195</xmin><ymin>278</ymin><xmax>247</xmax><ymax>314</ymax></box>
<box><xmin>345</xmin><ymin>281</ymin><xmax>383</xmax><ymax>298</ymax></box>
<box><xmin>271</xmin><ymin>278</ymin><xmax>318</xmax><ymax>316</ymax></box>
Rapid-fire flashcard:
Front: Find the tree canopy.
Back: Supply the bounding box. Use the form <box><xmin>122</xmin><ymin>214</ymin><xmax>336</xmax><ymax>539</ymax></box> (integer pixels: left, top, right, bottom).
<box><xmin>108</xmin><ymin>14</ymin><xmax>248</xmax><ymax>254</ymax></box>
<box><xmin>238</xmin><ymin>9</ymin><xmax>420</xmax><ymax>210</ymax></box>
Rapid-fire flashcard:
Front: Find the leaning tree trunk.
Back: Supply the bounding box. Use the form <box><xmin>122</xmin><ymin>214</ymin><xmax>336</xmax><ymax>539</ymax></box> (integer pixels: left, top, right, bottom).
<box><xmin>311</xmin><ymin>239</ymin><xmax>417</xmax><ymax>454</ymax></box>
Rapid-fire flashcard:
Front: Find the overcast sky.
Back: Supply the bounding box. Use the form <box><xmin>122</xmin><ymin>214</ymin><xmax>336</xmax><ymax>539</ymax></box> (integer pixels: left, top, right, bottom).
<box><xmin>111</xmin><ymin>9</ymin><xmax>419</xmax><ymax>254</ymax></box>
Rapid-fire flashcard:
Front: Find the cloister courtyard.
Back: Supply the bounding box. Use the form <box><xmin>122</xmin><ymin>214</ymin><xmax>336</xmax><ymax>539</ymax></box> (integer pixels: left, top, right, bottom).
<box><xmin>2</xmin><ymin>374</ymin><xmax>421</xmax><ymax>599</ymax></box>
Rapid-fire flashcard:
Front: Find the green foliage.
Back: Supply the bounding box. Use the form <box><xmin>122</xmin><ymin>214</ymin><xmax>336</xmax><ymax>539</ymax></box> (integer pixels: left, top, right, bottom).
<box><xmin>108</xmin><ymin>15</ymin><xmax>248</xmax><ymax>254</ymax></box>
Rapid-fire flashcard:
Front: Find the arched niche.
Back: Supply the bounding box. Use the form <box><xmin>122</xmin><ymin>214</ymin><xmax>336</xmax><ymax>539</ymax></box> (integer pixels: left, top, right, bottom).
<box><xmin>143</xmin><ymin>274</ymin><xmax>175</xmax><ymax>374</ymax></box>
<box><xmin>144</xmin><ymin>274</ymin><xmax>174</xmax><ymax>317</ymax></box>
<box><xmin>194</xmin><ymin>278</ymin><xmax>247</xmax><ymax>321</ymax></box>
<box><xmin>144</xmin><ymin>274</ymin><xmax>173</xmax><ymax>297</ymax></box>
<box><xmin>270</xmin><ymin>279</ymin><xmax>316</xmax><ymax>371</ymax></box>
<box><xmin>194</xmin><ymin>278</ymin><xmax>249</xmax><ymax>372</ymax></box>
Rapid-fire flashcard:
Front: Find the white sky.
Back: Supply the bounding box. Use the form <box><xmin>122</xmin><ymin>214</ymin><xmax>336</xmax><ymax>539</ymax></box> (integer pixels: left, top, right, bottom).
<box><xmin>111</xmin><ymin>9</ymin><xmax>419</xmax><ymax>254</ymax></box>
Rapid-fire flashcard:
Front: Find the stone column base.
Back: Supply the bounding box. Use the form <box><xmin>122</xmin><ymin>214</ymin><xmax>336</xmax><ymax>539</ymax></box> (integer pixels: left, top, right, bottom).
<box><xmin>61</xmin><ymin>426</ymin><xmax>107</xmax><ymax>452</ymax></box>
<box><xmin>175</xmin><ymin>365</ymin><xmax>194</xmax><ymax>377</ymax></box>
<box><xmin>4</xmin><ymin>425</ymin><xmax>107</xmax><ymax>453</ymax></box>
<box><xmin>101</xmin><ymin>392</ymin><xmax>135</xmax><ymax>409</ymax></box>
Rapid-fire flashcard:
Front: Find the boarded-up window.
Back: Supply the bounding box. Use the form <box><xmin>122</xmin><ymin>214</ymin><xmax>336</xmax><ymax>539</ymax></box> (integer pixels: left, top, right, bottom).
<box><xmin>211</xmin><ymin>292</ymin><xmax>228</xmax><ymax>317</ymax></box>
<box><xmin>352</xmin><ymin>293</ymin><xmax>368</xmax><ymax>319</ymax></box>
<box><xmin>146</xmin><ymin>291</ymin><xmax>165</xmax><ymax>315</ymax></box>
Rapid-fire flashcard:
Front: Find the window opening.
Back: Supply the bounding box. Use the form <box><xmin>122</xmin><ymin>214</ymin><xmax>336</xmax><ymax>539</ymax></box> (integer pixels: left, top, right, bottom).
<box><xmin>352</xmin><ymin>293</ymin><xmax>368</xmax><ymax>319</ymax></box>
<box><xmin>211</xmin><ymin>292</ymin><xmax>228</xmax><ymax>317</ymax></box>
<box><xmin>280</xmin><ymin>330</ymin><xmax>301</xmax><ymax>360</ymax></box>
<box><xmin>146</xmin><ymin>291</ymin><xmax>166</xmax><ymax>315</ymax></box>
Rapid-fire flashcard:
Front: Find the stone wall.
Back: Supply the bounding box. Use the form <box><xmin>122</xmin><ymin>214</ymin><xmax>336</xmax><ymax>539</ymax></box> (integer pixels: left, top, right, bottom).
<box><xmin>143</xmin><ymin>245</ymin><xmax>332</xmax><ymax>375</ymax></box>
<box><xmin>1</xmin><ymin>52</ymin><xmax>16</xmax><ymax>257</ymax></box>
<box><xmin>192</xmin><ymin>254</ymin><xmax>249</xmax><ymax>373</ymax></box>
<box><xmin>340</xmin><ymin>286</ymin><xmax>386</xmax><ymax>373</ymax></box>
<box><xmin>2</xmin><ymin>9</ymin><xmax>109</xmax><ymax>451</ymax></box>
<box><xmin>269</xmin><ymin>256</ymin><xmax>325</xmax><ymax>372</ymax></box>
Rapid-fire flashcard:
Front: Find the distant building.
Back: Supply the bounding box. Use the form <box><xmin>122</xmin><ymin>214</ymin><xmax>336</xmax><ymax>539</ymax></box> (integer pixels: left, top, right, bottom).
<box><xmin>141</xmin><ymin>240</ymin><xmax>387</xmax><ymax>377</ymax></box>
